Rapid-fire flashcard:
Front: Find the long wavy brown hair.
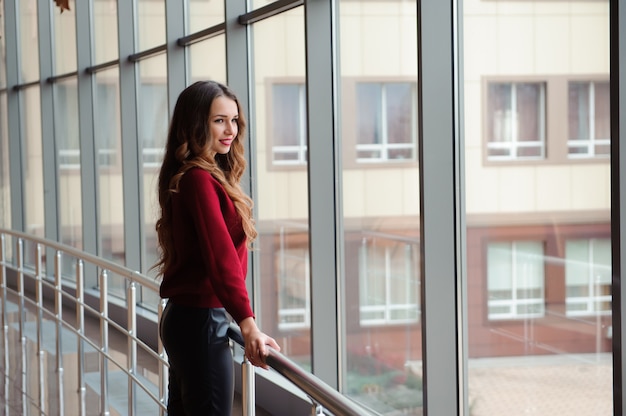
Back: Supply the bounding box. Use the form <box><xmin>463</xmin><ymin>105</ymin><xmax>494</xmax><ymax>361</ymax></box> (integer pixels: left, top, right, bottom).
<box><xmin>153</xmin><ymin>80</ymin><xmax>257</xmax><ymax>276</ymax></box>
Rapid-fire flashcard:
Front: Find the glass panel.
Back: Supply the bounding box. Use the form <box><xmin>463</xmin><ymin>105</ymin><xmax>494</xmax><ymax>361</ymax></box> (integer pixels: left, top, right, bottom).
<box><xmin>138</xmin><ymin>0</ymin><xmax>165</xmax><ymax>51</ymax></box>
<box><xmin>93</xmin><ymin>0</ymin><xmax>119</xmax><ymax>63</ymax></box>
<box><xmin>465</xmin><ymin>1</ymin><xmax>611</xmax><ymax>415</ymax></box>
<box><xmin>189</xmin><ymin>36</ymin><xmax>226</xmax><ymax>84</ymax></box>
<box><xmin>186</xmin><ymin>0</ymin><xmax>224</xmax><ymax>34</ymax></box>
<box><xmin>54</xmin><ymin>79</ymin><xmax>83</xmax><ymax>280</ymax></box>
<box><xmin>272</xmin><ymin>83</ymin><xmax>307</xmax><ymax>165</ymax></box>
<box><xmin>0</xmin><ymin>5</ymin><xmax>6</xmax><ymax>88</ymax></box>
<box><xmin>23</xmin><ymin>87</ymin><xmax>44</xmax><ymax>237</ymax></box>
<box><xmin>252</xmin><ymin>7</ymin><xmax>311</xmax><ymax>366</ymax></box>
<box><xmin>53</xmin><ymin>1</ymin><xmax>77</xmax><ymax>74</ymax></box>
<box><xmin>94</xmin><ymin>69</ymin><xmax>125</xmax><ymax>270</ymax></box>
<box><xmin>0</xmin><ymin>93</ymin><xmax>9</xmax><ymax>229</ymax></box>
<box><xmin>19</xmin><ymin>0</ymin><xmax>40</xmax><ymax>82</ymax></box>
<box><xmin>340</xmin><ymin>1</ymin><xmax>422</xmax><ymax>414</ymax></box>
<box><xmin>138</xmin><ymin>54</ymin><xmax>168</xmax><ymax>309</ymax></box>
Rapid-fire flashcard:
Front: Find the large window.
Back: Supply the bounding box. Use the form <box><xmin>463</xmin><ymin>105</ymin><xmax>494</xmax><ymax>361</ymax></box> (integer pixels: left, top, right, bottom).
<box><xmin>271</xmin><ymin>83</ymin><xmax>307</xmax><ymax>166</ymax></box>
<box><xmin>276</xmin><ymin>242</ymin><xmax>310</xmax><ymax>330</ymax></box>
<box><xmin>565</xmin><ymin>238</ymin><xmax>611</xmax><ymax>316</ymax></box>
<box><xmin>487</xmin><ymin>82</ymin><xmax>546</xmax><ymax>160</ymax></box>
<box><xmin>359</xmin><ymin>236</ymin><xmax>419</xmax><ymax>325</ymax></box>
<box><xmin>487</xmin><ymin>241</ymin><xmax>545</xmax><ymax>320</ymax></box>
<box><xmin>568</xmin><ymin>81</ymin><xmax>610</xmax><ymax>158</ymax></box>
<box><xmin>138</xmin><ymin>82</ymin><xmax>168</xmax><ymax>168</ymax></box>
<box><xmin>356</xmin><ymin>82</ymin><xmax>417</xmax><ymax>163</ymax></box>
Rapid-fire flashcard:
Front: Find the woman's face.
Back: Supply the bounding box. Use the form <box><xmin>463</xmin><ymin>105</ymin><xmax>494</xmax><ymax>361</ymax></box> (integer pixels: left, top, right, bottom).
<box><xmin>209</xmin><ymin>96</ymin><xmax>239</xmax><ymax>155</ymax></box>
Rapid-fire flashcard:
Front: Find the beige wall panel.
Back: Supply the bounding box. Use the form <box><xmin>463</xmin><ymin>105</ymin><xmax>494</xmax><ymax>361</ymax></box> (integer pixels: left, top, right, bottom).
<box><xmin>463</xmin><ymin>17</ymin><xmax>498</xmax><ymax>81</ymax></box>
<box><xmin>496</xmin><ymin>16</ymin><xmax>536</xmax><ymax>74</ymax></box>
<box><xmin>143</xmin><ymin>172</ymin><xmax>160</xmax><ymax>224</ymax></box>
<box><xmin>534</xmin><ymin>166</ymin><xmax>572</xmax><ymax>211</ymax></box>
<box><xmin>463</xmin><ymin>81</ymin><xmax>482</xmax><ymax>148</ymax></box>
<box><xmin>99</xmin><ymin>174</ymin><xmax>125</xmax><ymax>224</ymax></box>
<box><xmin>570</xmin><ymin>15</ymin><xmax>609</xmax><ymax>73</ymax></box>
<box><xmin>360</xmin><ymin>16</ymin><xmax>405</xmax><ymax>76</ymax></box>
<box><xmin>284</xmin><ymin>16</ymin><xmax>306</xmax><ymax>76</ymax></box>
<box><xmin>497</xmin><ymin>166</ymin><xmax>537</xmax><ymax>212</ymax></box>
<box><xmin>401</xmin><ymin>169</ymin><xmax>420</xmax><ymax>214</ymax></box>
<box><xmin>340</xmin><ymin>17</ymin><xmax>362</xmax><ymax>76</ymax></box>
<box><xmin>571</xmin><ymin>2</ymin><xmax>610</xmax><ymax>14</ymax></box>
<box><xmin>535</xmin><ymin>16</ymin><xmax>570</xmax><ymax>74</ymax></box>
<box><xmin>93</xmin><ymin>4</ymin><xmax>118</xmax><ymax>63</ymax></box>
<box><xmin>58</xmin><ymin>175</ymin><xmax>83</xmax><ymax>226</ymax></box>
<box><xmin>464</xmin><ymin>147</ymin><xmax>500</xmax><ymax>213</ymax></box>
<box><xmin>464</xmin><ymin>0</ymin><xmax>497</xmax><ymax>15</ymax></box>
<box><xmin>570</xmin><ymin>164</ymin><xmax>610</xmax><ymax>210</ymax></box>
<box><xmin>257</xmin><ymin>171</ymin><xmax>307</xmax><ymax>220</ymax></box>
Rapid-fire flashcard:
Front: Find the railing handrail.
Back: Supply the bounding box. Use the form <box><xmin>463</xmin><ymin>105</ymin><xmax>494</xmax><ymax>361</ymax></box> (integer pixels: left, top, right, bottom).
<box><xmin>228</xmin><ymin>323</ymin><xmax>376</xmax><ymax>416</ymax></box>
<box><xmin>0</xmin><ymin>228</ymin><xmax>159</xmax><ymax>292</ymax></box>
<box><xmin>0</xmin><ymin>228</ymin><xmax>378</xmax><ymax>416</ymax></box>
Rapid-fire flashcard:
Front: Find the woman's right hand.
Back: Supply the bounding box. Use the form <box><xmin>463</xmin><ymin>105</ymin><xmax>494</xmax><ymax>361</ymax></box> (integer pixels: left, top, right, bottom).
<box><xmin>239</xmin><ymin>317</ymin><xmax>281</xmax><ymax>369</ymax></box>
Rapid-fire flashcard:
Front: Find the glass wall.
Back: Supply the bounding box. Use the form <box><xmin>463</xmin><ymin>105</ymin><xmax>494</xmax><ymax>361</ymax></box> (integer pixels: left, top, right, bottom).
<box><xmin>463</xmin><ymin>0</ymin><xmax>612</xmax><ymax>414</ymax></box>
<box><xmin>339</xmin><ymin>1</ymin><xmax>422</xmax><ymax>413</ymax></box>
<box><xmin>0</xmin><ymin>0</ymin><xmax>620</xmax><ymax>414</ymax></box>
<box><xmin>54</xmin><ymin>79</ymin><xmax>82</xmax><ymax>250</ymax></box>
<box><xmin>251</xmin><ymin>6</ymin><xmax>312</xmax><ymax>366</ymax></box>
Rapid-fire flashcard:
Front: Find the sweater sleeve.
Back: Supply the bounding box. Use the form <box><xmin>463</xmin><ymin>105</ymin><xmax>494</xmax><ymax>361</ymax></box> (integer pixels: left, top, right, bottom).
<box><xmin>179</xmin><ymin>169</ymin><xmax>254</xmax><ymax>323</ymax></box>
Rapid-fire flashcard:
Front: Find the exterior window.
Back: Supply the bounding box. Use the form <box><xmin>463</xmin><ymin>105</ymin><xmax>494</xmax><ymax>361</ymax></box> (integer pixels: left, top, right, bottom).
<box><xmin>356</xmin><ymin>82</ymin><xmax>417</xmax><ymax>163</ymax></box>
<box><xmin>565</xmin><ymin>238</ymin><xmax>611</xmax><ymax>316</ymax></box>
<box><xmin>359</xmin><ymin>236</ymin><xmax>419</xmax><ymax>325</ymax></box>
<box><xmin>276</xmin><ymin>235</ymin><xmax>310</xmax><ymax>330</ymax></box>
<box><xmin>487</xmin><ymin>82</ymin><xmax>546</xmax><ymax>160</ymax></box>
<box><xmin>568</xmin><ymin>81</ymin><xmax>610</xmax><ymax>158</ymax></box>
<box><xmin>139</xmin><ymin>83</ymin><xmax>168</xmax><ymax>168</ymax></box>
<box><xmin>272</xmin><ymin>83</ymin><xmax>307</xmax><ymax>165</ymax></box>
<box><xmin>93</xmin><ymin>83</ymin><xmax>120</xmax><ymax>167</ymax></box>
<box><xmin>487</xmin><ymin>241</ymin><xmax>545</xmax><ymax>320</ymax></box>
<box><xmin>55</xmin><ymin>84</ymin><xmax>80</xmax><ymax>169</ymax></box>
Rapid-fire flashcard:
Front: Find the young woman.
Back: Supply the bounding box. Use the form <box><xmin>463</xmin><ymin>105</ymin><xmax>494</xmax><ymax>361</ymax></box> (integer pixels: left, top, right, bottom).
<box><xmin>154</xmin><ymin>80</ymin><xmax>280</xmax><ymax>415</ymax></box>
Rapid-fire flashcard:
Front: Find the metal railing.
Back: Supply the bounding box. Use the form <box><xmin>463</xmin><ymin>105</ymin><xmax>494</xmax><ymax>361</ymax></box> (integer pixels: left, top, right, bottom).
<box><xmin>0</xmin><ymin>228</ymin><xmax>375</xmax><ymax>416</ymax></box>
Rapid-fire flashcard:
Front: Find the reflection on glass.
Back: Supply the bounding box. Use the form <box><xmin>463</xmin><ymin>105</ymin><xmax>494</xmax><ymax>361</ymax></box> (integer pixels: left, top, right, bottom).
<box><xmin>53</xmin><ymin>3</ymin><xmax>77</xmax><ymax>74</ymax></box>
<box><xmin>19</xmin><ymin>1</ymin><xmax>40</xmax><ymax>82</ymax></box>
<box><xmin>339</xmin><ymin>1</ymin><xmax>422</xmax><ymax>414</ymax></box>
<box><xmin>54</xmin><ymin>79</ymin><xmax>83</xmax><ymax>281</ymax></box>
<box><xmin>23</xmin><ymin>87</ymin><xmax>44</xmax><ymax>238</ymax></box>
<box><xmin>93</xmin><ymin>0</ymin><xmax>119</xmax><ymax>63</ymax></box>
<box><xmin>0</xmin><ymin>93</ymin><xmax>9</xmax><ymax>229</ymax></box>
<box><xmin>189</xmin><ymin>37</ymin><xmax>226</xmax><ymax>84</ymax></box>
<box><xmin>138</xmin><ymin>0</ymin><xmax>165</xmax><ymax>51</ymax></box>
<box><xmin>94</xmin><ymin>69</ymin><xmax>125</xmax><ymax>271</ymax></box>
<box><xmin>0</xmin><ymin>7</ymin><xmax>6</xmax><ymax>87</ymax></box>
<box><xmin>186</xmin><ymin>0</ymin><xmax>224</xmax><ymax>35</ymax></box>
<box><xmin>138</xmin><ymin>54</ymin><xmax>168</xmax><ymax>309</ymax></box>
<box><xmin>252</xmin><ymin>7</ymin><xmax>311</xmax><ymax>365</ymax></box>
<box><xmin>465</xmin><ymin>1</ymin><xmax>611</xmax><ymax>414</ymax></box>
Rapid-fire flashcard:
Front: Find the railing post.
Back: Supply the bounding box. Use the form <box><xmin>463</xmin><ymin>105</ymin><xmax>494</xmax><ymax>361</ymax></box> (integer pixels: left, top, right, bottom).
<box><xmin>0</xmin><ymin>233</ymin><xmax>9</xmax><ymax>416</ymax></box>
<box><xmin>35</xmin><ymin>244</ymin><xmax>45</xmax><ymax>414</ymax></box>
<box><xmin>127</xmin><ymin>282</ymin><xmax>137</xmax><ymax>416</ymax></box>
<box><xmin>55</xmin><ymin>250</ymin><xmax>65</xmax><ymax>416</ymax></box>
<box><xmin>16</xmin><ymin>238</ymin><xmax>27</xmax><ymax>416</ymax></box>
<box><xmin>242</xmin><ymin>356</ymin><xmax>256</xmax><ymax>416</ymax></box>
<box><xmin>76</xmin><ymin>259</ymin><xmax>86</xmax><ymax>416</ymax></box>
<box><xmin>100</xmin><ymin>270</ymin><xmax>110</xmax><ymax>416</ymax></box>
<box><xmin>158</xmin><ymin>299</ymin><xmax>168</xmax><ymax>415</ymax></box>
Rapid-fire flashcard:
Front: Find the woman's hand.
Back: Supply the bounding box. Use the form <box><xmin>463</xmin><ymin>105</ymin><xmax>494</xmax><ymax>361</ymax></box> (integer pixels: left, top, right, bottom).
<box><xmin>239</xmin><ymin>317</ymin><xmax>281</xmax><ymax>369</ymax></box>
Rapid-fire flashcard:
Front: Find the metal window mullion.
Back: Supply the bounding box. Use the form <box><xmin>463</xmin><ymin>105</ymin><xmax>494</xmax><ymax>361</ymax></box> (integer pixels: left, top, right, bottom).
<box><xmin>225</xmin><ymin>0</ymin><xmax>255</xmax><ymax>304</ymax></box>
<box><xmin>37</xmin><ymin>0</ymin><xmax>59</xmax><ymax>251</ymax></box>
<box><xmin>418</xmin><ymin>0</ymin><xmax>463</xmax><ymax>414</ymax></box>
<box><xmin>117</xmin><ymin>1</ymin><xmax>143</xmax><ymax>271</ymax></box>
<box><xmin>165</xmin><ymin>0</ymin><xmax>186</xmax><ymax>117</ymax></box>
<box><xmin>4</xmin><ymin>0</ymin><xmax>25</xmax><ymax>231</ymax></box>
<box><xmin>74</xmin><ymin>0</ymin><xmax>99</xmax><ymax>288</ymax></box>
<box><xmin>305</xmin><ymin>0</ymin><xmax>343</xmax><ymax>389</ymax></box>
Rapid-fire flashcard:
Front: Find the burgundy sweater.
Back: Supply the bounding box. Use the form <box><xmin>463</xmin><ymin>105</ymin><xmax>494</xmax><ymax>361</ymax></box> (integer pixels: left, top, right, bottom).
<box><xmin>159</xmin><ymin>167</ymin><xmax>254</xmax><ymax>324</ymax></box>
